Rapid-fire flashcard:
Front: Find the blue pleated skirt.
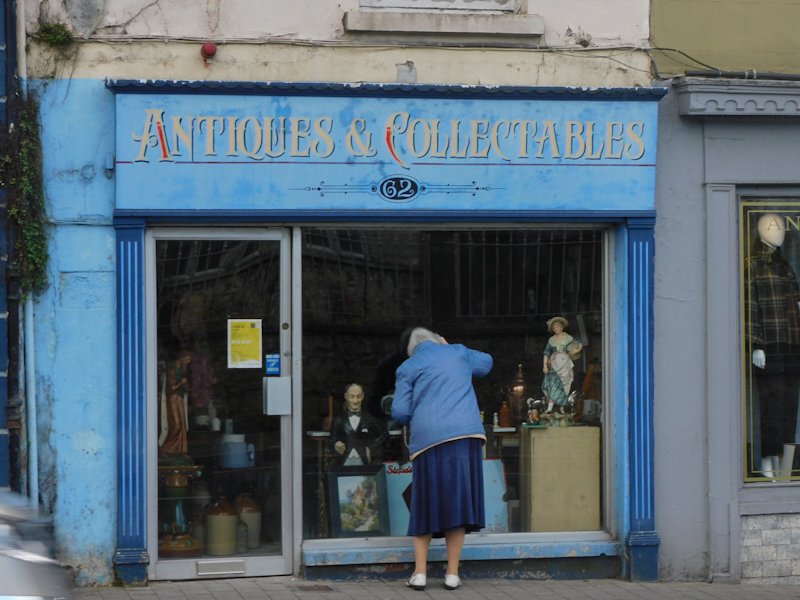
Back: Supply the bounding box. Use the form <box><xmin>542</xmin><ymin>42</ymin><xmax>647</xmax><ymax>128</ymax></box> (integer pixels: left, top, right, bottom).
<box><xmin>407</xmin><ymin>437</ymin><xmax>485</xmax><ymax>538</ymax></box>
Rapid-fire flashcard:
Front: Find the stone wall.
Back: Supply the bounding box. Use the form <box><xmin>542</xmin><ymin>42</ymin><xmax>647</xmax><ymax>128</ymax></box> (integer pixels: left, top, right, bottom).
<box><xmin>741</xmin><ymin>514</ymin><xmax>800</xmax><ymax>584</ymax></box>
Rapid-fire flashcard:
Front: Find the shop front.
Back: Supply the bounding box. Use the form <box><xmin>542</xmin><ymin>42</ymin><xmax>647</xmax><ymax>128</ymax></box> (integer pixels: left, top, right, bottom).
<box><xmin>654</xmin><ymin>77</ymin><xmax>800</xmax><ymax>584</ymax></box>
<box><xmin>109</xmin><ymin>81</ymin><xmax>665</xmax><ymax>583</ymax></box>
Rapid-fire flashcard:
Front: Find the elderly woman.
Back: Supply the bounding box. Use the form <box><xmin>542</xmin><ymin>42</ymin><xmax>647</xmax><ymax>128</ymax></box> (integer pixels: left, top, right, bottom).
<box><xmin>391</xmin><ymin>327</ymin><xmax>493</xmax><ymax>591</ymax></box>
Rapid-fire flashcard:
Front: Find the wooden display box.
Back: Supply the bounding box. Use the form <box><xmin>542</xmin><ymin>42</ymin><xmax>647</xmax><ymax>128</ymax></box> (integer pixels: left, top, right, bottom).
<box><xmin>519</xmin><ymin>426</ymin><xmax>601</xmax><ymax>532</ymax></box>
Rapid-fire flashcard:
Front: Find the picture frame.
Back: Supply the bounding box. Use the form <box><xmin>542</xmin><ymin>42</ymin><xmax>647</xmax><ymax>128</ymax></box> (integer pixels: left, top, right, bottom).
<box><xmin>327</xmin><ymin>464</ymin><xmax>390</xmax><ymax>538</ymax></box>
<box><xmin>384</xmin><ymin>459</ymin><xmax>509</xmax><ymax>536</ymax></box>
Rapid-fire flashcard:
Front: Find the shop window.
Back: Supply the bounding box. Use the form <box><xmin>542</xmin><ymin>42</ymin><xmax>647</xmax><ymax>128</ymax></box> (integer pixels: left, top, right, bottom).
<box><xmin>304</xmin><ymin>230</ymin><xmax>365</xmax><ymax>257</ymax></box>
<box><xmin>302</xmin><ymin>226</ymin><xmax>605</xmax><ymax>540</ymax></box>
<box><xmin>741</xmin><ymin>200</ymin><xmax>800</xmax><ymax>483</ymax></box>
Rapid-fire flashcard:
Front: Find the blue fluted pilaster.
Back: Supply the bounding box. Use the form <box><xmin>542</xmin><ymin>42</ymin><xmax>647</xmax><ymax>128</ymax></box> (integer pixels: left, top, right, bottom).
<box><xmin>113</xmin><ymin>220</ymin><xmax>149</xmax><ymax>584</ymax></box>
<box><xmin>625</xmin><ymin>218</ymin><xmax>660</xmax><ymax>581</ymax></box>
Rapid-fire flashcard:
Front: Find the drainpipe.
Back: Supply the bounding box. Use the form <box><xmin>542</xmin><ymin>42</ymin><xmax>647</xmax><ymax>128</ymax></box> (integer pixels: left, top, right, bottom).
<box><xmin>24</xmin><ymin>299</ymin><xmax>37</xmax><ymax>507</ymax></box>
<box><xmin>15</xmin><ymin>0</ymin><xmax>38</xmax><ymax>508</ymax></box>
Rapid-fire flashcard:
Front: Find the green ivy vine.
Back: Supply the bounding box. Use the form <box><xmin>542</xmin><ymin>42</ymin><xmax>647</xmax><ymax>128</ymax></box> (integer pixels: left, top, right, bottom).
<box><xmin>0</xmin><ymin>92</ymin><xmax>50</xmax><ymax>296</ymax></box>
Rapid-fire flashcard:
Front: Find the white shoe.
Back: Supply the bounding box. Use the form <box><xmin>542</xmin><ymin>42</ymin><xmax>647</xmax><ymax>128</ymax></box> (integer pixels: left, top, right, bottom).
<box><xmin>444</xmin><ymin>574</ymin><xmax>461</xmax><ymax>590</ymax></box>
<box><xmin>406</xmin><ymin>573</ymin><xmax>426</xmax><ymax>590</ymax></box>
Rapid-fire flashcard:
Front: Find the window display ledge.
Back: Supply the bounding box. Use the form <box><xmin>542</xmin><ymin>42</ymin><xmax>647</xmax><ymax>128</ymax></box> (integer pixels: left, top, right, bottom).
<box><xmin>302</xmin><ymin>538</ymin><xmax>621</xmax><ymax>566</ymax></box>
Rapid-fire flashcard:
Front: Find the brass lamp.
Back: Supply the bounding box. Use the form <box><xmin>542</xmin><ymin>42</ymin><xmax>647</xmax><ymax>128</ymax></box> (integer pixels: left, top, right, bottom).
<box><xmin>507</xmin><ymin>364</ymin><xmax>528</xmax><ymax>423</ymax></box>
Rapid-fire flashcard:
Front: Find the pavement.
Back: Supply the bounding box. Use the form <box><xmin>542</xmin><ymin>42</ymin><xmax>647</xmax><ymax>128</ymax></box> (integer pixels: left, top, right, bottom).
<box><xmin>73</xmin><ymin>576</ymin><xmax>800</xmax><ymax>600</ymax></box>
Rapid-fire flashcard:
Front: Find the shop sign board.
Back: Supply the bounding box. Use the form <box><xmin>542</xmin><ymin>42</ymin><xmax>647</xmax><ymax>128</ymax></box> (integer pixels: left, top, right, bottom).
<box><xmin>115</xmin><ymin>90</ymin><xmax>659</xmax><ymax>213</ymax></box>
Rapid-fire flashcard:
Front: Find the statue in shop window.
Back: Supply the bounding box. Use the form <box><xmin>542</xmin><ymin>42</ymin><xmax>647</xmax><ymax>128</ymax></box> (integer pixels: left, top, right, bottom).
<box><xmin>541</xmin><ymin>316</ymin><xmax>583</xmax><ymax>413</ymax></box>
<box><xmin>746</xmin><ymin>213</ymin><xmax>800</xmax><ymax>479</ymax></box>
<box><xmin>159</xmin><ymin>349</ymin><xmax>192</xmax><ymax>459</ymax></box>
<box><xmin>327</xmin><ymin>383</ymin><xmax>389</xmax><ymax>466</ymax></box>
<box><xmin>169</xmin><ymin>291</ymin><xmax>218</xmax><ymax>429</ymax></box>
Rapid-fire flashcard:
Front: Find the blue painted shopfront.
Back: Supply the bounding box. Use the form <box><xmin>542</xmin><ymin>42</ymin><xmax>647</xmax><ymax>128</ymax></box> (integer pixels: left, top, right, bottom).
<box><xmin>109</xmin><ymin>81</ymin><xmax>664</xmax><ymax>583</ymax></box>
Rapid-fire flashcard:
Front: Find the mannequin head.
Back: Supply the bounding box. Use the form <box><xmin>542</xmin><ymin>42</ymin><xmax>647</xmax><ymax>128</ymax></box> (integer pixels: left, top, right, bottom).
<box><xmin>343</xmin><ymin>383</ymin><xmax>364</xmax><ymax>413</ymax></box>
<box><xmin>757</xmin><ymin>213</ymin><xmax>786</xmax><ymax>249</ymax></box>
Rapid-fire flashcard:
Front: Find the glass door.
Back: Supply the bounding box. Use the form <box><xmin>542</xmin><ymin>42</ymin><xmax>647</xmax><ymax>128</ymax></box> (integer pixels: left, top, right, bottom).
<box><xmin>147</xmin><ymin>228</ymin><xmax>293</xmax><ymax>579</ymax></box>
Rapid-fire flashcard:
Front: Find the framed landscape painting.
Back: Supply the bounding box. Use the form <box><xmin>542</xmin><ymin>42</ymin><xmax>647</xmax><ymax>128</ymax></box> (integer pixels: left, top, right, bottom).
<box><xmin>328</xmin><ymin>465</ymin><xmax>390</xmax><ymax>537</ymax></box>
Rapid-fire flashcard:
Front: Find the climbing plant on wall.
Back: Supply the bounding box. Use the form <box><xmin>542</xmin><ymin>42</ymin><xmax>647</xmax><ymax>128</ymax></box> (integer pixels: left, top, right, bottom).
<box><xmin>0</xmin><ymin>21</ymin><xmax>78</xmax><ymax>296</ymax></box>
<box><xmin>0</xmin><ymin>92</ymin><xmax>50</xmax><ymax>296</ymax></box>
<box><xmin>35</xmin><ymin>22</ymin><xmax>74</xmax><ymax>49</ymax></box>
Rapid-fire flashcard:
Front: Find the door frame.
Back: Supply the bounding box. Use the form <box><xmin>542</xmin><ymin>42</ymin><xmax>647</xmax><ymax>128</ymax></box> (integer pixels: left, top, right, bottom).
<box><xmin>145</xmin><ymin>227</ymin><xmax>294</xmax><ymax>580</ymax></box>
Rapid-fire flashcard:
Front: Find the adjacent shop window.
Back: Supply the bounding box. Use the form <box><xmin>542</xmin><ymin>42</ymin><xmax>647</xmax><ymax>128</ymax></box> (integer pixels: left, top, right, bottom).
<box><xmin>302</xmin><ymin>227</ymin><xmax>606</xmax><ymax>540</ymax></box>
<box><xmin>741</xmin><ymin>201</ymin><xmax>800</xmax><ymax>483</ymax></box>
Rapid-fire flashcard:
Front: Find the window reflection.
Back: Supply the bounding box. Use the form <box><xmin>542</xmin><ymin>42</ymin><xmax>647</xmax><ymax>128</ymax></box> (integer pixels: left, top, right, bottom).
<box><xmin>155</xmin><ymin>239</ymin><xmax>284</xmax><ymax>560</ymax></box>
<box><xmin>741</xmin><ymin>202</ymin><xmax>800</xmax><ymax>482</ymax></box>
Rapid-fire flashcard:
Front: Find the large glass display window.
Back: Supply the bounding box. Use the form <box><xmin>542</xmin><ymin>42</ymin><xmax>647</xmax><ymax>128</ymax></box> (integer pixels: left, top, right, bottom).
<box><xmin>301</xmin><ymin>226</ymin><xmax>607</xmax><ymax>540</ymax></box>
<box><xmin>741</xmin><ymin>201</ymin><xmax>800</xmax><ymax>482</ymax></box>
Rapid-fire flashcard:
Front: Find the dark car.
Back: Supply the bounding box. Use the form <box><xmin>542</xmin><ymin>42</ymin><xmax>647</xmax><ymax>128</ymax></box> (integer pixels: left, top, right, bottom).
<box><xmin>0</xmin><ymin>491</ymin><xmax>73</xmax><ymax>600</ymax></box>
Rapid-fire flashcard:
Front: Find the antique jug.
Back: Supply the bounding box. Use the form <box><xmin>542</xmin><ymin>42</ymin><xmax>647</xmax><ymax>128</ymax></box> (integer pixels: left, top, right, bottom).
<box><xmin>206</xmin><ymin>497</ymin><xmax>238</xmax><ymax>555</ymax></box>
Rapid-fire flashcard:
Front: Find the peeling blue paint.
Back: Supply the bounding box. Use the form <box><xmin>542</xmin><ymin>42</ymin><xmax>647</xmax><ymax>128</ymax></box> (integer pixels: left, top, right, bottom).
<box><xmin>33</xmin><ymin>78</ymin><xmax>118</xmax><ymax>585</ymax></box>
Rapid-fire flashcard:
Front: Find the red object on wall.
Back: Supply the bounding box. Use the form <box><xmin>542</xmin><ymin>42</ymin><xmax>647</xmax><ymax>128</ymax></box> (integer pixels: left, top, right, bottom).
<box><xmin>201</xmin><ymin>42</ymin><xmax>217</xmax><ymax>60</ymax></box>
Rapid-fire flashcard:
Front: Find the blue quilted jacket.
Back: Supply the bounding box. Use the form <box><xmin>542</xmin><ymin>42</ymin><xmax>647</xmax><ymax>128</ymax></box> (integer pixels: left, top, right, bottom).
<box><xmin>391</xmin><ymin>341</ymin><xmax>493</xmax><ymax>458</ymax></box>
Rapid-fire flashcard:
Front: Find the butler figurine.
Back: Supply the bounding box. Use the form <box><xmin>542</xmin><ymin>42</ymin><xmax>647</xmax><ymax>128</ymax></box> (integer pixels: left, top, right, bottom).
<box><xmin>328</xmin><ymin>383</ymin><xmax>389</xmax><ymax>466</ymax></box>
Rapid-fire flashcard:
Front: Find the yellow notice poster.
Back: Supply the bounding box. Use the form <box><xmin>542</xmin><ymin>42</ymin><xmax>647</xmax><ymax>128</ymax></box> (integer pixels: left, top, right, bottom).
<box><xmin>227</xmin><ymin>319</ymin><xmax>263</xmax><ymax>368</ymax></box>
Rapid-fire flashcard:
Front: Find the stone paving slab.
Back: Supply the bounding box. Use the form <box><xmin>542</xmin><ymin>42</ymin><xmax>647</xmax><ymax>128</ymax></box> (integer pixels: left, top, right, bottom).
<box><xmin>73</xmin><ymin>576</ymin><xmax>800</xmax><ymax>600</ymax></box>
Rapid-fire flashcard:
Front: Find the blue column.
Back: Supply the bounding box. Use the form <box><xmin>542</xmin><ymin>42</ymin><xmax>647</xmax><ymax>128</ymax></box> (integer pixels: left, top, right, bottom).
<box><xmin>624</xmin><ymin>218</ymin><xmax>660</xmax><ymax>581</ymax></box>
<box><xmin>113</xmin><ymin>220</ymin><xmax>149</xmax><ymax>584</ymax></box>
<box><xmin>0</xmin><ymin>0</ymin><xmax>15</xmax><ymax>491</ymax></box>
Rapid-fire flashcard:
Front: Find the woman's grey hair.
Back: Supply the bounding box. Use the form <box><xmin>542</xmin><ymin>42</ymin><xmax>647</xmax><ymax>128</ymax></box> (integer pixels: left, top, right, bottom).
<box><xmin>407</xmin><ymin>327</ymin><xmax>442</xmax><ymax>356</ymax></box>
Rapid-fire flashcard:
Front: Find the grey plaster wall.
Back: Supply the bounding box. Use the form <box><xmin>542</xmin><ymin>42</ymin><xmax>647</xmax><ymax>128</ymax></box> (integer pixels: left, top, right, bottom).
<box><xmin>654</xmin><ymin>85</ymin><xmax>711</xmax><ymax>580</ymax></box>
<box><xmin>704</xmin><ymin>120</ymin><xmax>800</xmax><ymax>184</ymax></box>
<box><xmin>655</xmin><ymin>81</ymin><xmax>800</xmax><ymax>582</ymax></box>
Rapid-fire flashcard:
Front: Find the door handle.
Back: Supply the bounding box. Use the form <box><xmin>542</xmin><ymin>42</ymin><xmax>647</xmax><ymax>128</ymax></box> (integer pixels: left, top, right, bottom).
<box><xmin>263</xmin><ymin>376</ymin><xmax>292</xmax><ymax>416</ymax></box>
